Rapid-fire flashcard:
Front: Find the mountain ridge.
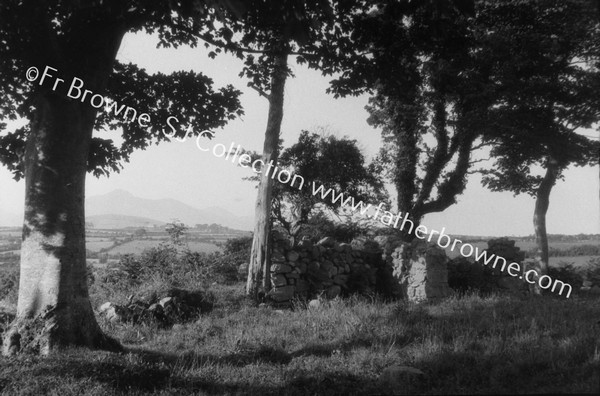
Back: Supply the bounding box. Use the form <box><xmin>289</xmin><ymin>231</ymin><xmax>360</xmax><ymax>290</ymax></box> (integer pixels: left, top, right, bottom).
<box><xmin>86</xmin><ymin>190</ymin><xmax>253</xmax><ymax>230</ymax></box>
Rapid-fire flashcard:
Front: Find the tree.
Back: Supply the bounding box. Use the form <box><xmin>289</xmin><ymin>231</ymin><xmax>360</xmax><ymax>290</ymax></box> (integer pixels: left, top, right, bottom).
<box><xmin>327</xmin><ymin>0</ymin><xmax>487</xmax><ymax>241</ymax></box>
<box><xmin>246</xmin><ymin>129</ymin><xmax>386</xmax><ymax>243</ymax></box>
<box><xmin>134</xmin><ymin>228</ymin><xmax>147</xmax><ymax>239</ymax></box>
<box><xmin>165</xmin><ymin>220</ymin><xmax>188</xmax><ymax>247</ymax></box>
<box><xmin>210</xmin><ymin>0</ymin><xmax>340</xmax><ymax>301</ymax></box>
<box><xmin>477</xmin><ymin>0</ymin><xmax>600</xmax><ymax>290</ymax></box>
<box><xmin>0</xmin><ymin>0</ymin><xmax>248</xmax><ymax>355</ymax></box>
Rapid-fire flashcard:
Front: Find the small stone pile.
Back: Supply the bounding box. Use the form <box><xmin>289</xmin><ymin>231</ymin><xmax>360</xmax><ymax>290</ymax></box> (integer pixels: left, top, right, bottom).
<box><xmin>392</xmin><ymin>239</ymin><xmax>451</xmax><ymax>302</ymax></box>
<box><xmin>98</xmin><ymin>288</ymin><xmax>213</xmax><ymax>327</ymax></box>
<box><xmin>267</xmin><ymin>235</ymin><xmax>381</xmax><ymax>305</ymax></box>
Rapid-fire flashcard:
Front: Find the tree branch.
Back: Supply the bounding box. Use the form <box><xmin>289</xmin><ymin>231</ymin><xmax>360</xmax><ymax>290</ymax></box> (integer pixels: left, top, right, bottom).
<box><xmin>248</xmin><ymin>83</ymin><xmax>270</xmax><ymax>99</ymax></box>
<box><xmin>417</xmin><ymin>133</ymin><xmax>476</xmax><ymax>215</ymax></box>
<box><xmin>414</xmin><ymin>90</ymin><xmax>449</xmax><ymax>208</ymax></box>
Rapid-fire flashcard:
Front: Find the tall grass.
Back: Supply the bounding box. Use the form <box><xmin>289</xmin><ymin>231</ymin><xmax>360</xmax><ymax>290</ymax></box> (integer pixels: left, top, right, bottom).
<box><xmin>1</xmin><ymin>286</ymin><xmax>597</xmax><ymax>395</ymax></box>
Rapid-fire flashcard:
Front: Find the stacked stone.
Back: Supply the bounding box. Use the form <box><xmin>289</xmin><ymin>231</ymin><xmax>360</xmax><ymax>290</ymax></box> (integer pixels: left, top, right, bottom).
<box><xmin>391</xmin><ymin>240</ymin><xmax>451</xmax><ymax>302</ymax></box>
<box><xmin>267</xmin><ymin>235</ymin><xmax>378</xmax><ymax>305</ymax></box>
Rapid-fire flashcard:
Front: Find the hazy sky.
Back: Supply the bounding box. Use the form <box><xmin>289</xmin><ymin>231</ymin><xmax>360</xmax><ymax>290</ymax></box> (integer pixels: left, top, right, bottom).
<box><xmin>0</xmin><ymin>32</ymin><xmax>598</xmax><ymax>236</ymax></box>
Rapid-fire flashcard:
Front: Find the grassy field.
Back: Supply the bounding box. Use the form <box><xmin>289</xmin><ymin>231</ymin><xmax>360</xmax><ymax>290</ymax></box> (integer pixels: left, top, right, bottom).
<box><xmin>87</xmin><ymin>240</ymin><xmax>118</xmax><ymax>252</ymax></box>
<box><xmin>0</xmin><ymin>284</ymin><xmax>598</xmax><ymax>395</ymax></box>
<box><xmin>444</xmin><ymin>239</ymin><xmax>599</xmax><ymax>268</ymax></box>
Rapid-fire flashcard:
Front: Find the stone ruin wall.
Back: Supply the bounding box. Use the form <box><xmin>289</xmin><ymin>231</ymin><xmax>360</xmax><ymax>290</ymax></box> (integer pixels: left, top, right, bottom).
<box><xmin>267</xmin><ymin>236</ymin><xmax>382</xmax><ymax>305</ymax></box>
<box><xmin>267</xmin><ymin>233</ymin><xmax>452</xmax><ymax>305</ymax></box>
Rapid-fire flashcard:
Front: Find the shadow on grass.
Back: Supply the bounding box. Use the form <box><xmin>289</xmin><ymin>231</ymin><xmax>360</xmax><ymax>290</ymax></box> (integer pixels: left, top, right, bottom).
<box><xmin>125</xmin><ymin>347</ymin><xmax>377</xmax><ymax>394</ymax></box>
<box><xmin>129</xmin><ymin>344</ymin><xmax>293</xmax><ymax>368</ymax></box>
<box><xmin>0</xmin><ymin>350</ymin><xmax>288</xmax><ymax>395</ymax></box>
<box><xmin>0</xmin><ymin>352</ymin><xmax>172</xmax><ymax>394</ymax></box>
<box><xmin>289</xmin><ymin>337</ymin><xmax>375</xmax><ymax>358</ymax></box>
<box><xmin>1</xmin><ymin>293</ymin><xmax>598</xmax><ymax>395</ymax></box>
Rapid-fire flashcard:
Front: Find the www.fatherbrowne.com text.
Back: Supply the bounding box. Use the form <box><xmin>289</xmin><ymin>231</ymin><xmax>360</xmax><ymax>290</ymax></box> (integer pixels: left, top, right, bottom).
<box><xmin>188</xmin><ymin>133</ymin><xmax>573</xmax><ymax>299</ymax></box>
<box><xmin>26</xmin><ymin>65</ymin><xmax>571</xmax><ymax>298</ymax></box>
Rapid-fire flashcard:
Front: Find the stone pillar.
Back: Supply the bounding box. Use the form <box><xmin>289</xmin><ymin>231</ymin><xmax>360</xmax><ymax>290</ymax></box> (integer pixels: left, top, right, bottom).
<box><xmin>392</xmin><ymin>239</ymin><xmax>451</xmax><ymax>302</ymax></box>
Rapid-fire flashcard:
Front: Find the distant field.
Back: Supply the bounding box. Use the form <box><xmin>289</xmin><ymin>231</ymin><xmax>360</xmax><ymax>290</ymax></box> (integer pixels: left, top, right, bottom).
<box><xmin>444</xmin><ymin>240</ymin><xmax>599</xmax><ymax>268</ymax></box>
<box><xmin>86</xmin><ymin>240</ymin><xmax>116</xmax><ymax>252</ymax></box>
<box><xmin>0</xmin><ymin>230</ymin><xmax>20</xmax><ymax>238</ymax></box>
<box><xmin>549</xmin><ymin>256</ymin><xmax>599</xmax><ymax>268</ymax></box>
<box><xmin>514</xmin><ymin>239</ymin><xmax>599</xmax><ymax>251</ymax></box>
<box><xmin>106</xmin><ymin>240</ymin><xmax>221</xmax><ymax>255</ymax></box>
<box><xmin>446</xmin><ymin>239</ymin><xmax>598</xmax><ymax>257</ymax></box>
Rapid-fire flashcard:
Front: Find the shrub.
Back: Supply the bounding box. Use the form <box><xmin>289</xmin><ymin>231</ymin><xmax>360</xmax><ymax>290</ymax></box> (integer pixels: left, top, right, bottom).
<box><xmin>223</xmin><ymin>236</ymin><xmax>253</xmax><ymax>257</ymax></box>
<box><xmin>0</xmin><ymin>265</ymin><xmax>19</xmax><ymax>304</ymax></box>
<box><xmin>548</xmin><ymin>263</ymin><xmax>584</xmax><ymax>292</ymax></box>
<box><xmin>447</xmin><ymin>257</ymin><xmax>502</xmax><ymax>295</ymax></box>
<box><xmin>526</xmin><ymin>244</ymin><xmax>600</xmax><ymax>257</ymax></box>
<box><xmin>585</xmin><ymin>258</ymin><xmax>600</xmax><ymax>284</ymax></box>
<box><xmin>299</xmin><ymin>213</ymin><xmax>370</xmax><ymax>243</ymax></box>
<box><xmin>213</xmin><ymin>236</ymin><xmax>253</xmax><ymax>283</ymax></box>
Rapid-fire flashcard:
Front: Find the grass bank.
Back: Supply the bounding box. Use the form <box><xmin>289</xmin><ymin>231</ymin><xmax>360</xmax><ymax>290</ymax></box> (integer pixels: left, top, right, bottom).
<box><xmin>0</xmin><ymin>284</ymin><xmax>598</xmax><ymax>395</ymax></box>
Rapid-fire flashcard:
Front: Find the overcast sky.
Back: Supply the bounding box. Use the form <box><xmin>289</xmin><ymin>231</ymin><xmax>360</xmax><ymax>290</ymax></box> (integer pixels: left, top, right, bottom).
<box><xmin>0</xmin><ymin>32</ymin><xmax>598</xmax><ymax>236</ymax></box>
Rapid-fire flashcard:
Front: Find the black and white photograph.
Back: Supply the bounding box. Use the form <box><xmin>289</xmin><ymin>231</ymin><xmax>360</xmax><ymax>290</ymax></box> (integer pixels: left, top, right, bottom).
<box><xmin>0</xmin><ymin>0</ymin><xmax>599</xmax><ymax>394</ymax></box>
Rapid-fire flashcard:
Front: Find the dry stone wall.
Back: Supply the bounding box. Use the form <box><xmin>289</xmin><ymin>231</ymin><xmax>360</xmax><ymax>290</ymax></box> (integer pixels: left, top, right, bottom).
<box><xmin>267</xmin><ymin>235</ymin><xmax>384</xmax><ymax>305</ymax></box>
<box><xmin>267</xmin><ymin>232</ymin><xmax>453</xmax><ymax>305</ymax></box>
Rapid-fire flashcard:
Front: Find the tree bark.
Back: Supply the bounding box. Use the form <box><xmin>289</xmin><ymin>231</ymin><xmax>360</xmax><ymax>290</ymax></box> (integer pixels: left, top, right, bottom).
<box><xmin>394</xmin><ymin>116</ymin><xmax>419</xmax><ymax>243</ymax></box>
<box><xmin>531</xmin><ymin>157</ymin><xmax>560</xmax><ymax>295</ymax></box>
<box><xmin>3</xmin><ymin>23</ymin><xmax>126</xmax><ymax>355</ymax></box>
<box><xmin>246</xmin><ymin>50</ymin><xmax>289</xmax><ymax>301</ymax></box>
<box><xmin>3</xmin><ymin>96</ymin><xmax>121</xmax><ymax>355</ymax></box>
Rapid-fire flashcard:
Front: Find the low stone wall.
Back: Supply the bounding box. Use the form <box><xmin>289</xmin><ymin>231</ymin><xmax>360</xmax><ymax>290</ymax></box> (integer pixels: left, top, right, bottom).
<box><xmin>267</xmin><ymin>236</ymin><xmax>383</xmax><ymax>305</ymax></box>
<box><xmin>267</xmin><ymin>233</ymin><xmax>452</xmax><ymax>305</ymax></box>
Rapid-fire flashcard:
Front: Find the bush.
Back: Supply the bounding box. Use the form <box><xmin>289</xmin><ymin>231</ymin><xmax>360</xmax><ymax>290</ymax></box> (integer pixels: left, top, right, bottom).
<box><xmin>298</xmin><ymin>213</ymin><xmax>370</xmax><ymax>243</ymax></box>
<box><xmin>447</xmin><ymin>257</ymin><xmax>502</xmax><ymax>295</ymax></box>
<box><xmin>548</xmin><ymin>263</ymin><xmax>584</xmax><ymax>292</ymax></box>
<box><xmin>585</xmin><ymin>258</ymin><xmax>600</xmax><ymax>284</ymax></box>
<box><xmin>91</xmin><ymin>235</ymin><xmax>256</xmax><ymax>308</ymax></box>
<box><xmin>223</xmin><ymin>236</ymin><xmax>253</xmax><ymax>257</ymax></box>
<box><xmin>214</xmin><ymin>236</ymin><xmax>253</xmax><ymax>283</ymax></box>
<box><xmin>527</xmin><ymin>244</ymin><xmax>600</xmax><ymax>257</ymax></box>
<box><xmin>0</xmin><ymin>265</ymin><xmax>19</xmax><ymax>304</ymax></box>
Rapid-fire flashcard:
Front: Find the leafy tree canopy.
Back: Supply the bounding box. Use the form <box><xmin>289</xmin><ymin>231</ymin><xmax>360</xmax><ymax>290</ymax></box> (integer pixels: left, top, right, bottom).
<box><xmin>246</xmin><ymin>129</ymin><xmax>387</xmax><ymax>237</ymax></box>
<box><xmin>0</xmin><ymin>0</ymin><xmax>338</xmax><ymax>179</ymax></box>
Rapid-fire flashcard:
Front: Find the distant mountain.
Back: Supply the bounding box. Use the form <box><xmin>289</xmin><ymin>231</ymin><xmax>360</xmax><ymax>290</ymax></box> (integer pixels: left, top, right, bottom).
<box><xmin>87</xmin><ymin>214</ymin><xmax>165</xmax><ymax>229</ymax></box>
<box><xmin>86</xmin><ymin>189</ymin><xmax>253</xmax><ymax>230</ymax></box>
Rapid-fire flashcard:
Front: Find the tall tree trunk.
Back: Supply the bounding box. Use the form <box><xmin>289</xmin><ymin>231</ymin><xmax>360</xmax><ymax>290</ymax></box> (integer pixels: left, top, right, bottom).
<box><xmin>3</xmin><ymin>23</ymin><xmax>125</xmax><ymax>355</ymax></box>
<box><xmin>531</xmin><ymin>157</ymin><xmax>560</xmax><ymax>295</ymax></box>
<box><xmin>2</xmin><ymin>96</ymin><xmax>120</xmax><ymax>355</ymax></box>
<box><xmin>394</xmin><ymin>122</ymin><xmax>419</xmax><ymax>243</ymax></box>
<box><xmin>246</xmin><ymin>51</ymin><xmax>289</xmax><ymax>301</ymax></box>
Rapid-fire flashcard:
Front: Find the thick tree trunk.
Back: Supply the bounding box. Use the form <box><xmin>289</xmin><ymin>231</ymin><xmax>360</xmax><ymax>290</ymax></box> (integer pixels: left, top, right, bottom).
<box><xmin>2</xmin><ymin>96</ymin><xmax>121</xmax><ymax>355</ymax></box>
<box><xmin>395</xmin><ymin>129</ymin><xmax>418</xmax><ymax>243</ymax></box>
<box><xmin>531</xmin><ymin>157</ymin><xmax>560</xmax><ymax>295</ymax></box>
<box><xmin>3</xmin><ymin>22</ymin><xmax>125</xmax><ymax>355</ymax></box>
<box><xmin>246</xmin><ymin>51</ymin><xmax>289</xmax><ymax>301</ymax></box>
